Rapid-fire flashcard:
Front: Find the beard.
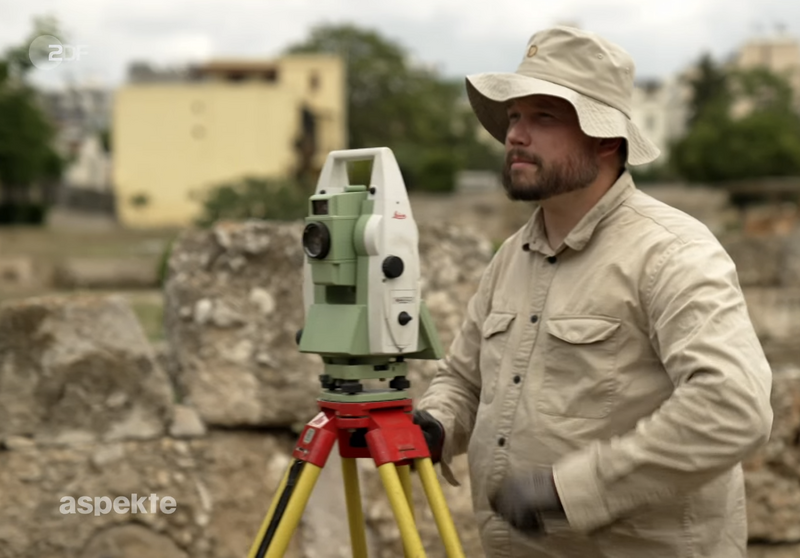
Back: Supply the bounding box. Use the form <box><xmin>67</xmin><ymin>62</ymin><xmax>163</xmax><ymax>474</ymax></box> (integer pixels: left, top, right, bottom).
<box><xmin>501</xmin><ymin>146</ymin><xmax>599</xmax><ymax>202</ymax></box>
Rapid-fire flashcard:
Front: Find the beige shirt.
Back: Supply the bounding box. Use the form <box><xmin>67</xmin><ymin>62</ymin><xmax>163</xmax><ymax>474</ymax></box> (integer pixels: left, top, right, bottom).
<box><xmin>418</xmin><ymin>172</ymin><xmax>773</xmax><ymax>558</ymax></box>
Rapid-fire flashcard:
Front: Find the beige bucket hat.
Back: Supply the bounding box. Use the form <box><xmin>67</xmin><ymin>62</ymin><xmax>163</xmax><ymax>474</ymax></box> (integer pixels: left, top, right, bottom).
<box><xmin>466</xmin><ymin>26</ymin><xmax>660</xmax><ymax>166</ymax></box>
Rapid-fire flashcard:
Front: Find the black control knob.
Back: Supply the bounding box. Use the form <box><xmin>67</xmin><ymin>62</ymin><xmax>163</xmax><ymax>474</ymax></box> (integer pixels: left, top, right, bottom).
<box><xmin>382</xmin><ymin>256</ymin><xmax>404</xmax><ymax>279</ymax></box>
<box><xmin>398</xmin><ymin>312</ymin><xmax>413</xmax><ymax>326</ymax></box>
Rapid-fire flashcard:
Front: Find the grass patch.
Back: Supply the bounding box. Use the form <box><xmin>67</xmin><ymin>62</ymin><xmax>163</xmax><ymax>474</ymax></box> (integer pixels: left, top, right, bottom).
<box><xmin>129</xmin><ymin>296</ymin><xmax>165</xmax><ymax>342</ymax></box>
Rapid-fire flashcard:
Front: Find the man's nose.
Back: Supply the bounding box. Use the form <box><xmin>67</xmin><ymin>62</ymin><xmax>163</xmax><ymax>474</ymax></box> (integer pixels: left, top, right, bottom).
<box><xmin>505</xmin><ymin>120</ymin><xmax>529</xmax><ymax>147</ymax></box>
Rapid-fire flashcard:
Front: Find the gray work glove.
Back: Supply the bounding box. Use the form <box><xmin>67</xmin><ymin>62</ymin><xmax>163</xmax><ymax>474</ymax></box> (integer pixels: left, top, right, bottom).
<box><xmin>489</xmin><ymin>468</ymin><xmax>565</xmax><ymax>536</ymax></box>
<box><xmin>411</xmin><ymin>409</ymin><xmax>444</xmax><ymax>464</ymax></box>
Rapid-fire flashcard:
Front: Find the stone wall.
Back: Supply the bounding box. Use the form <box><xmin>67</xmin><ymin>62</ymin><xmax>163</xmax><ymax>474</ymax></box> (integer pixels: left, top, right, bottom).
<box><xmin>0</xmin><ymin>295</ymin><xmax>173</xmax><ymax>446</ymax></box>
<box><xmin>160</xmin><ymin>220</ymin><xmax>492</xmax><ymax>557</ymax></box>
<box><xmin>1</xmin><ymin>219</ymin><xmax>799</xmax><ymax>557</ymax></box>
<box><xmin>723</xmin><ymin>227</ymin><xmax>800</xmax><ymax>546</ymax></box>
<box><xmin>0</xmin><ymin>220</ymin><xmax>493</xmax><ymax>557</ymax></box>
<box><xmin>723</xmin><ymin>228</ymin><xmax>800</xmax><ymax>369</ymax></box>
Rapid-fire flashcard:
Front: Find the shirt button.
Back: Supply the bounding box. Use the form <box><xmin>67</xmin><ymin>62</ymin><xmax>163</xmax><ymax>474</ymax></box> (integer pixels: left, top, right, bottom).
<box><xmin>522</xmin><ymin>243</ymin><xmax>530</xmax><ymax>252</ymax></box>
<box><xmin>547</xmin><ymin>256</ymin><xmax>557</xmax><ymax>264</ymax></box>
<box><xmin>513</xmin><ymin>375</ymin><xmax>521</xmax><ymax>384</ymax></box>
<box><xmin>498</xmin><ymin>437</ymin><xmax>506</xmax><ymax>447</ymax></box>
<box><xmin>530</xmin><ymin>315</ymin><xmax>539</xmax><ymax>324</ymax></box>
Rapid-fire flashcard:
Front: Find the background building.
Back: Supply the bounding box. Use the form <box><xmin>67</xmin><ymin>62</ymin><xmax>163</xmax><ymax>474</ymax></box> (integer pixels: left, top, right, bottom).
<box><xmin>630</xmin><ymin>32</ymin><xmax>800</xmax><ymax>167</ymax></box>
<box><xmin>113</xmin><ymin>53</ymin><xmax>345</xmax><ymax>228</ymax></box>
<box><xmin>730</xmin><ymin>33</ymin><xmax>800</xmax><ymax>117</ymax></box>
<box><xmin>630</xmin><ymin>76</ymin><xmax>691</xmax><ymax>167</ymax></box>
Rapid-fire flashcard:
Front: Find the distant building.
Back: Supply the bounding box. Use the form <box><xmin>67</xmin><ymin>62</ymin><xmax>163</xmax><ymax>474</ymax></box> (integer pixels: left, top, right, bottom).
<box><xmin>35</xmin><ymin>85</ymin><xmax>114</xmax><ymax>218</ymax></box>
<box><xmin>730</xmin><ymin>33</ymin><xmax>800</xmax><ymax>116</ymax></box>
<box><xmin>630</xmin><ymin>77</ymin><xmax>691</xmax><ymax>166</ymax></box>
<box><xmin>64</xmin><ymin>135</ymin><xmax>111</xmax><ymax>192</ymax></box>
<box><xmin>113</xmin><ymin>54</ymin><xmax>346</xmax><ymax>228</ymax></box>
<box><xmin>629</xmin><ymin>32</ymin><xmax>800</xmax><ymax>167</ymax></box>
<box><xmin>39</xmin><ymin>85</ymin><xmax>113</xmax><ymax>162</ymax></box>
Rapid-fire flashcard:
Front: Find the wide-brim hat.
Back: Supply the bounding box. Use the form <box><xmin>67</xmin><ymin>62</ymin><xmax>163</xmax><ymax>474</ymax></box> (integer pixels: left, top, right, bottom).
<box><xmin>466</xmin><ymin>26</ymin><xmax>660</xmax><ymax>166</ymax></box>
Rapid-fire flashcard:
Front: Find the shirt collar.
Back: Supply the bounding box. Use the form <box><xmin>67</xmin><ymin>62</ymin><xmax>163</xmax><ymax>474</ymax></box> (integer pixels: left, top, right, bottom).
<box><xmin>524</xmin><ymin>171</ymin><xmax>636</xmax><ymax>255</ymax></box>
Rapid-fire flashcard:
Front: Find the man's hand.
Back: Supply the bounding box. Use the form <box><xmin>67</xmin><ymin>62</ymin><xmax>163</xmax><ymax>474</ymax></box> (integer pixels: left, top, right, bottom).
<box><xmin>412</xmin><ymin>410</ymin><xmax>445</xmax><ymax>464</ymax></box>
<box><xmin>489</xmin><ymin>468</ymin><xmax>565</xmax><ymax>536</ymax></box>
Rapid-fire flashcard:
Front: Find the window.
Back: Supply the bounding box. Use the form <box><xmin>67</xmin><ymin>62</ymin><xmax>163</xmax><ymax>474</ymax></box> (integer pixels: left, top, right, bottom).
<box><xmin>309</xmin><ymin>71</ymin><xmax>320</xmax><ymax>92</ymax></box>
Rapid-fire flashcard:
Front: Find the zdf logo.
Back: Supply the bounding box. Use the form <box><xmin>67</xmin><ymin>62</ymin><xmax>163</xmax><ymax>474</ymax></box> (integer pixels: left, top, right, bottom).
<box><xmin>28</xmin><ymin>35</ymin><xmax>88</xmax><ymax>70</ymax></box>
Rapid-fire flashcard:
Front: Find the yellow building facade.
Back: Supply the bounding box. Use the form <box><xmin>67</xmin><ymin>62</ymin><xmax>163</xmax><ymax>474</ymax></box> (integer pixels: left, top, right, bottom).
<box><xmin>731</xmin><ymin>35</ymin><xmax>800</xmax><ymax>118</ymax></box>
<box><xmin>113</xmin><ymin>54</ymin><xmax>346</xmax><ymax>228</ymax></box>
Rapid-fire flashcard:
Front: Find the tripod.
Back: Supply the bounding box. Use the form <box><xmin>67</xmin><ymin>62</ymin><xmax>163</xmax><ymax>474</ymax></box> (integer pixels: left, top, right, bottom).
<box><xmin>248</xmin><ymin>397</ymin><xmax>466</xmax><ymax>558</ymax></box>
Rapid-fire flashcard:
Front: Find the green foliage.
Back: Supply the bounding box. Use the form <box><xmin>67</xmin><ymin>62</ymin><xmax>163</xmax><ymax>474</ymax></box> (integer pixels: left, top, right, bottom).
<box><xmin>629</xmin><ymin>163</ymin><xmax>680</xmax><ymax>184</ymax></box>
<box><xmin>2</xmin><ymin>15</ymin><xmax>62</xmax><ymax>82</ymax></box>
<box><xmin>0</xmin><ymin>87</ymin><xmax>63</xmax><ymax>185</ymax></box>
<box><xmin>99</xmin><ymin>127</ymin><xmax>112</xmax><ymax>153</ymax></box>
<box><xmin>157</xmin><ymin>237</ymin><xmax>175</xmax><ymax>287</ymax></box>
<box><xmin>686</xmin><ymin>53</ymin><xmax>730</xmax><ymax>126</ymax></box>
<box><xmin>0</xmin><ymin>15</ymin><xmax>65</xmax><ymax>221</ymax></box>
<box><xmin>735</xmin><ymin>67</ymin><xmax>796</xmax><ymax>112</ymax></box>
<box><xmin>672</xmin><ymin>110</ymin><xmax>800</xmax><ymax>182</ymax></box>
<box><xmin>195</xmin><ymin>177</ymin><xmax>309</xmax><ymax>227</ymax></box>
<box><xmin>130</xmin><ymin>297</ymin><xmax>165</xmax><ymax>342</ymax></box>
<box><xmin>0</xmin><ymin>202</ymin><xmax>48</xmax><ymax>224</ymax></box>
<box><xmin>287</xmin><ymin>24</ymin><xmax>409</xmax><ymax>151</ymax></box>
<box><xmin>348</xmin><ymin>160</ymin><xmax>373</xmax><ymax>186</ymax></box>
<box><xmin>285</xmin><ymin>24</ymin><xmax>501</xmax><ymax>192</ymax></box>
<box><xmin>671</xmin><ymin>55</ymin><xmax>800</xmax><ymax>183</ymax></box>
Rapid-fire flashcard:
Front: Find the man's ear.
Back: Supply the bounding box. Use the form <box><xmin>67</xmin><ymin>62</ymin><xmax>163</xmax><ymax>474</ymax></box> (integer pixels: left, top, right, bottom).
<box><xmin>597</xmin><ymin>137</ymin><xmax>623</xmax><ymax>158</ymax></box>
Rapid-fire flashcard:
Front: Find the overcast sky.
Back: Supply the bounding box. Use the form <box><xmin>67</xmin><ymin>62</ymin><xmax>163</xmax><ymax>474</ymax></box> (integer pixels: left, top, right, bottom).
<box><xmin>1</xmin><ymin>0</ymin><xmax>798</xmax><ymax>91</ymax></box>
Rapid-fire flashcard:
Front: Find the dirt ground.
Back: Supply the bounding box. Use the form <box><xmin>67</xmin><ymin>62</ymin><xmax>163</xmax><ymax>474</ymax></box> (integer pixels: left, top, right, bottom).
<box><xmin>0</xmin><ymin>225</ymin><xmax>180</xmax><ymax>340</ymax></box>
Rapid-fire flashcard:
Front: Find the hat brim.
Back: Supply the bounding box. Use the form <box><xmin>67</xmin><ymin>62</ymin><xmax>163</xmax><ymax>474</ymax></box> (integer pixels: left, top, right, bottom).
<box><xmin>466</xmin><ymin>73</ymin><xmax>660</xmax><ymax>166</ymax></box>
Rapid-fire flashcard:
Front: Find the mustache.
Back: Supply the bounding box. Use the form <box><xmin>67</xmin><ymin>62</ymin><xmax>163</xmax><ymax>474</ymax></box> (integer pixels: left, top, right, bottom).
<box><xmin>505</xmin><ymin>148</ymin><xmax>543</xmax><ymax>167</ymax></box>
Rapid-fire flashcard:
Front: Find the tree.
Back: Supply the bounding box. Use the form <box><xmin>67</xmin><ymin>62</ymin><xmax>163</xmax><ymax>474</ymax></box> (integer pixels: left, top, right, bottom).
<box><xmin>0</xmin><ymin>15</ymin><xmax>65</xmax><ymax>223</ymax></box>
<box><xmin>671</xmin><ymin>57</ymin><xmax>800</xmax><ymax>183</ymax></box>
<box><xmin>0</xmin><ymin>89</ymin><xmax>63</xmax><ymax>190</ymax></box>
<box><xmin>285</xmin><ymin>24</ymin><xmax>500</xmax><ymax>192</ymax></box>
<box><xmin>685</xmin><ymin>53</ymin><xmax>729</xmax><ymax>126</ymax></box>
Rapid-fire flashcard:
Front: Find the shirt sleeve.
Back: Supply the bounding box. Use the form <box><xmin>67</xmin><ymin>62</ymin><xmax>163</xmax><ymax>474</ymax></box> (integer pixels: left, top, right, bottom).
<box><xmin>553</xmin><ymin>238</ymin><xmax>774</xmax><ymax>533</ymax></box>
<box><xmin>417</xmin><ymin>252</ymin><xmax>498</xmax><ymax>486</ymax></box>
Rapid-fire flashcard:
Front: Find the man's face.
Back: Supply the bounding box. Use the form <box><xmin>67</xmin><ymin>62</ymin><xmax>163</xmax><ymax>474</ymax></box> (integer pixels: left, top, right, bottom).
<box><xmin>502</xmin><ymin>95</ymin><xmax>599</xmax><ymax>202</ymax></box>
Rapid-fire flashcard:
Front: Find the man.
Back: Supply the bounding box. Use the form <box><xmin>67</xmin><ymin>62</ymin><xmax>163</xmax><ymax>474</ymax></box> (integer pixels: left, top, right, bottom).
<box><xmin>413</xmin><ymin>26</ymin><xmax>773</xmax><ymax>558</ymax></box>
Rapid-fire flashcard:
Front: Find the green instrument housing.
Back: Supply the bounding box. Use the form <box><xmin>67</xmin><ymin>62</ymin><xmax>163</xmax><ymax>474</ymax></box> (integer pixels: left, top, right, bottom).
<box><xmin>299</xmin><ymin>184</ymin><xmax>444</xmax><ymax>402</ymax></box>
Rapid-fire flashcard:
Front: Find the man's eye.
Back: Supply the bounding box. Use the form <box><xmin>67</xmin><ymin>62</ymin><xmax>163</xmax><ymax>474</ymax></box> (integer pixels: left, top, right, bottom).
<box><xmin>537</xmin><ymin>112</ymin><xmax>554</xmax><ymax>119</ymax></box>
<box><xmin>507</xmin><ymin>112</ymin><xmax>520</xmax><ymax>121</ymax></box>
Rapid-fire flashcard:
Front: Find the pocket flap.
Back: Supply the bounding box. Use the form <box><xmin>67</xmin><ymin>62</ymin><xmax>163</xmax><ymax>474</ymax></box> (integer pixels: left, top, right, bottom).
<box><xmin>482</xmin><ymin>312</ymin><xmax>516</xmax><ymax>339</ymax></box>
<box><xmin>545</xmin><ymin>316</ymin><xmax>620</xmax><ymax>344</ymax></box>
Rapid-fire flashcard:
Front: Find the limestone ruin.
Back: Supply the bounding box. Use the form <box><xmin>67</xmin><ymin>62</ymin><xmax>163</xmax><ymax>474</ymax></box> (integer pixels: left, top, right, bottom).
<box><xmin>1</xmin><ymin>219</ymin><xmax>799</xmax><ymax>557</ymax></box>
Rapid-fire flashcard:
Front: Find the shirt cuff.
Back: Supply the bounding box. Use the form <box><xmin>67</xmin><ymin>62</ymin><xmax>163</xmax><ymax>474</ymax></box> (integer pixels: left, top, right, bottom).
<box><xmin>553</xmin><ymin>449</ymin><xmax>611</xmax><ymax>533</ymax></box>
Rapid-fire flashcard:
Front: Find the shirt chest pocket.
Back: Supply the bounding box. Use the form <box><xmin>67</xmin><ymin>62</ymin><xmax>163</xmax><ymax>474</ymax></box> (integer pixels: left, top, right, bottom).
<box><xmin>537</xmin><ymin>316</ymin><xmax>621</xmax><ymax>419</ymax></box>
<box><xmin>479</xmin><ymin>311</ymin><xmax>516</xmax><ymax>404</ymax></box>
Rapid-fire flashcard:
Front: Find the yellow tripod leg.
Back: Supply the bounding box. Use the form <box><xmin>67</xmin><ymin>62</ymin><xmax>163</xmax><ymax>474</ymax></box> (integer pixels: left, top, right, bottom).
<box><xmin>248</xmin><ymin>461</ymin><xmax>293</xmax><ymax>558</ymax></box>
<box><xmin>415</xmin><ymin>458</ymin><xmax>465</xmax><ymax>558</ymax></box>
<box><xmin>397</xmin><ymin>464</ymin><xmax>415</xmax><ymax>558</ymax></box>
<box><xmin>341</xmin><ymin>457</ymin><xmax>368</xmax><ymax>558</ymax></box>
<box><xmin>378</xmin><ymin>463</ymin><xmax>427</xmax><ymax>558</ymax></box>
<box><xmin>248</xmin><ymin>460</ymin><xmax>323</xmax><ymax>558</ymax></box>
<box><xmin>397</xmin><ymin>464</ymin><xmax>414</xmax><ymax>519</ymax></box>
